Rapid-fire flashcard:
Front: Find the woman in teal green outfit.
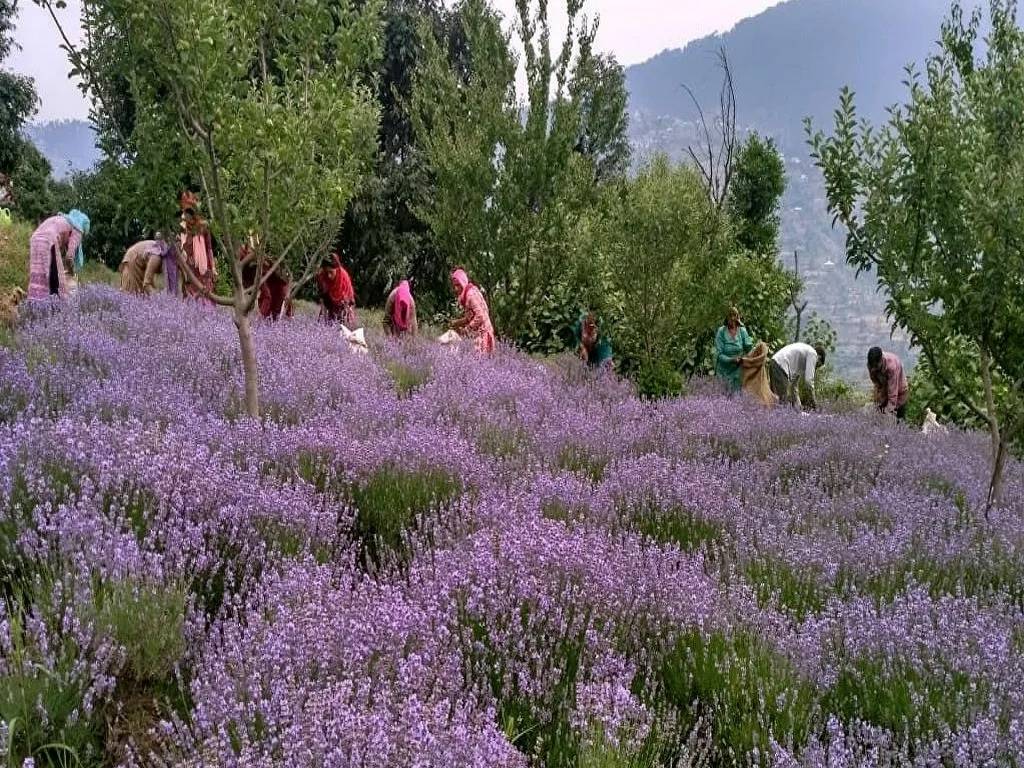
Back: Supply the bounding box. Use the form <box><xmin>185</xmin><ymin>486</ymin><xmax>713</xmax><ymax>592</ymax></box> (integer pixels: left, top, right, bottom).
<box><xmin>573</xmin><ymin>312</ymin><xmax>613</xmax><ymax>370</ymax></box>
<box><xmin>715</xmin><ymin>307</ymin><xmax>754</xmax><ymax>390</ymax></box>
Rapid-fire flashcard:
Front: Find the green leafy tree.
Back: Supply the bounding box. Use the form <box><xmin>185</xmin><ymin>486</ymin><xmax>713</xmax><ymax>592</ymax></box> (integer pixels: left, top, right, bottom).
<box><xmin>728</xmin><ymin>132</ymin><xmax>785</xmax><ymax>255</ymax></box>
<box><xmin>38</xmin><ymin>0</ymin><xmax>382</xmax><ymax>418</ymax></box>
<box><xmin>808</xmin><ymin>0</ymin><xmax>1024</xmax><ymax>507</ymax></box>
<box><xmin>594</xmin><ymin>156</ymin><xmax>714</xmax><ymax>393</ymax></box>
<box><xmin>1</xmin><ymin>0</ymin><xmax>38</xmax><ymax>176</ymax></box>
<box><xmin>413</xmin><ymin>0</ymin><xmax>628</xmax><ymax>347</ymax></box>
<box><xmin>571</xmin><ymin>50</ymin><xmax>631</xmax><ymax>183</ymax></box>
<box><xmin>342</xmin><ymin>0</ymin><xmax>452</xmax><ymax>312</ymax></box>
<box><xmin>51</xmin><ymin>160</ymin><xmax>150</xmax><ymax>268</ymax></box>
<box><xmin>10</xmin><ymin>139</ymin><xmax>55</xmax><ymax>222</ymax></box>
<box><xmin>583</xmin><ymin>155</ymin><xmax>793</xmax><ymax>395</ymax></box>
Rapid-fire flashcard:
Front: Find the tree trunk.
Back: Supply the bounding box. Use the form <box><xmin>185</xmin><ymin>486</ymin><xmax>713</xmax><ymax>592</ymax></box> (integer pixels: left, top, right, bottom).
<box><xmin>986</xmin><ymin>436</ymin><xmax>1008</xmax><ymax>514</ymax></box>
<box><xmin>234</xmin><ymin>309</ymin><xmax>260</xmax><ymax>419</ymax></box>
<box><xmin>980</xmin><ymin>348</ymin><xmax>1000</xmax><ymax>458</ymax></box>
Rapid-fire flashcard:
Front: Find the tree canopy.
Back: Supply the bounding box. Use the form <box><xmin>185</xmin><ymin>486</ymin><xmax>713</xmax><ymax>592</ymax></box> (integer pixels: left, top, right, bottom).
<box><xmin>808</xmin><ymin>0</ymin><xmax>1024</xmax><ymax>505</ymax></box>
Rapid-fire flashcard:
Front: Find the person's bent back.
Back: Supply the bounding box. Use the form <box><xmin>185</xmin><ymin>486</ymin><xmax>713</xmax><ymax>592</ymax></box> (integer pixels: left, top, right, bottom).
<box><xmin>867</xmin><ymin>346</ymin><xmax>909</xmax><ymax>420</ymax></box>
<box><xmin>770</xmin><ymin>342</ymin><xmax>826</xmax><ymax>411</ymax></box>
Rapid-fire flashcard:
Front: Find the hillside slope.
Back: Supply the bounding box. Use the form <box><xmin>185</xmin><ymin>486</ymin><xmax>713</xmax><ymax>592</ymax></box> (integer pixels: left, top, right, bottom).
<box><xmin>625</xmin><ymin>0</ymin><xmax>949</xmax><ymax>374</ymax></box>
<box><xmin>626</xmin><ymin>0</ymin><xmax>951</xmax><ymax>147</ymax></box>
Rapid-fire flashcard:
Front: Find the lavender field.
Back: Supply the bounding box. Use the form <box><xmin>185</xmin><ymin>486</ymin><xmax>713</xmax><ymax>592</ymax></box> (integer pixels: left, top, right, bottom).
<box><xmin>1</xmin><ymin>287</ymin><xmax>1023</xmax><ymax>767</ymax></box>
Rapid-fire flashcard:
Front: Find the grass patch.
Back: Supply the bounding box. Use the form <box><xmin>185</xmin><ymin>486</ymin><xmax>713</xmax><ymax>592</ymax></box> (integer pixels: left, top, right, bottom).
<box><xmin>628</xmin><ymin>503</ymin><xmax>727</xmax><ymax>556</ymax></box>
<box><xmin>541</xmin><ymin>499</ymin><xmax>587</xmax><ymax>524</ymax></box>
<box><xmin>556</xmin><ymin>444</ymin><xmax>608</xmax><ymax>482</ymax></box>
<box><xmin>93</xmin><ymin>580</ymin><xmax>187</xmax><ymax>685</ymax></box>
<box><xmin>822</xmin><ymin>655</ymin><xmax>991</xmax><ymax>748</ymax></box>
<box><xmin>460</xmin><ymin>597</ymin><xmax>593</xmax><ymax>768</ymax></box>
<box><xmin>351</xmin><ymin>466</ymin><xmax>460</xmax><ymax>569</ymax></box>
<box><xmin>744</xmin><ymin>557</ymin><xmax>832</xmax><ymax>620</ymax></box>
<box><xmin>658</xmin><ymin>629</ymin><xmax>818</xmax><ymax>764</ymax></box>
<box><xmin>775</xmin><ymin>452</ymin><xmax>873</xmax><ymax>498</ymax></box>
<box><xmin>476</xmin><ymin>424</ymin><xmax>528</xmax><ymax>459</ymax></box>
<box><xmin>0</xmin><ymin>588</ymin><xmax>105</xmax><ymax>767</ymax></box>
<box><xmin>0</xmin><ymin>220</ymin><xmax>32</xmax><ymax>291</ymax></box>
<box><xmin>384</xmin><ymin>360</ymin><xmax>430</xmax><ymax>398</ymax></box>
<box><xmin>850</xmin><ymin>546</ymin><xmax>1024</xmax><ymax>609</ymax></box>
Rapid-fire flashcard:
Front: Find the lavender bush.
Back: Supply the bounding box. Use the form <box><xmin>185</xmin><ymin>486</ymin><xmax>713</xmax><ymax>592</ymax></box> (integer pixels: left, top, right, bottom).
<box><xmin>1</xmin><ymin>287</ymin><xmax>1022</xmax><ymax>767</ymax></box>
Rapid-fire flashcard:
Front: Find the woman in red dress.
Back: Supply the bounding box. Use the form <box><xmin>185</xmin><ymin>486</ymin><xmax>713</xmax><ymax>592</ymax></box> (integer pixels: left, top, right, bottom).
<box><xmin>315</xmin><ymin>253</ymin><xmax>357</xmax><ymax>327</ymax></box>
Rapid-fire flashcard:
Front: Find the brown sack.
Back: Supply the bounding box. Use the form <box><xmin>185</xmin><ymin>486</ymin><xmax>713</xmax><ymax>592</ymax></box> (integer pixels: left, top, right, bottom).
<box><xmin>740</xmin><ymin>341</ymin><xmax>779</xmax><ymax>407</ymax></box>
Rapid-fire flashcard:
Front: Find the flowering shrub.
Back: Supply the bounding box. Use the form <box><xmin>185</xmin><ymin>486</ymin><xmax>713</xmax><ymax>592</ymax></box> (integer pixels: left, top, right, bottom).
<box><xmin>0</xmin><ymin>286</ymin><xmax>1022</xmax><ymax>767</ymax></box>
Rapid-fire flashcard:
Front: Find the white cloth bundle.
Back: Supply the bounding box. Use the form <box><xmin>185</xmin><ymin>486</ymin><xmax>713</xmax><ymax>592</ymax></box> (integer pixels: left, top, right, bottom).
<box><xmin>438</xmin><ymin>330</ymin><xmax>461</xmax><ymax>345</ymax></box>
<box><xmin>340</xmin><ymin>325</ymin><xmax>369</xmax><ymax>354</ymax></box>
<box><xmin>922</xmin><ymin>408</ymin><xmax>947</xmax><ymax>436</ymax></box>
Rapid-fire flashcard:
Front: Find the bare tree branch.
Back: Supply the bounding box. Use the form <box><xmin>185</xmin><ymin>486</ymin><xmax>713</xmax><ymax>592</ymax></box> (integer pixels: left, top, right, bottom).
<box><xmin>175</xmin><ymin>251</ymin><xmax>235</xmax><ymax>308</ymax></box>
<box><xmin>682</xmin><ymin>46</ymin><xmax>738</xmax><ymax>212</ymax></box>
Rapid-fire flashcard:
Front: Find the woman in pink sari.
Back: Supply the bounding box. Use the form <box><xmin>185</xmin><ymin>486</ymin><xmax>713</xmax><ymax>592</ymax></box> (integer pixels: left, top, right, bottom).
<box><xmin>450</xmin><ymin>268</ymin><xmax>494</xmax><ymax>354</ymax></box>
<box><xmin>178</xmin><ymin>191</ymin><xmax>216</xmax><ymax>303</ymax></box>
<box><xmin>27</xmin><ymin>209</ymin><xmax>90</xmax><ymax>300</ymax></box>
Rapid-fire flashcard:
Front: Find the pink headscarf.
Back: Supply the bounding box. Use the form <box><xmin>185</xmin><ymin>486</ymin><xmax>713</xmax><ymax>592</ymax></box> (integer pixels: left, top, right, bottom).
<box><xmin>451</xmin><ymin>268</ymin><xmax>471</xmax><ymax>307</ymax></box>
<box><xmin>394</xmin><ymin>279</ymin><xmax>413</xmax><ymax>332</ymax></box>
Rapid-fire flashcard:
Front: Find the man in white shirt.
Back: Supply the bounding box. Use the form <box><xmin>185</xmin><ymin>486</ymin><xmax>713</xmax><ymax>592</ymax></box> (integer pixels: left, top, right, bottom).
<box><xmin>769</xmin><ymin>342</ymin><xmax>826</xmax><ymax>411</ymax></box>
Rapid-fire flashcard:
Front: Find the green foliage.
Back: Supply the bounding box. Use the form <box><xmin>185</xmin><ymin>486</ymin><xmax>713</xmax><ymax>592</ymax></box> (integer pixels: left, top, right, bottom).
<box><xmin>413</xmin><ymin>0</ymin><xmax>629</xmax><ymax>345</ymax></box>
<box><xmin>808</xmin><ymin>0</ymin><xmax>1024</xmax><ymax>495</ymax></box>
<box><xmin>0</xmin><ymin>0</ymin><xmax>37</xmax><ymax>176</ymax></box>
<box><xmin>728</xmin><ymin>133</ymin><xmax>785</xmax><ymax>255</ymax></box>
<box><xmin>571</xmin><ymin>52</ymin><xmax>632</xmax><ymax>183</ymax></box>
<box><xmin>0</xmin><ymin>217</ymin><xmax>31</xmax><ymax>290</ymax></box>
<box><xmin>342</xmin><ymin>0</ymin><xmax>452</xmax><ymax>312</ymax></box>
<box><xmin>93</xmin><ymin>580</ymin><xmax>187</xmax><ymax>685</ymax></box>
<box><xmin>907</xmin><ymin>341</ymin><xmax>1022</xmax><ymax>454</ymax></box>
<box><xmin>659</xmin><ymin>629</ymin><xmax>818</xmax><ymax>763</ymax></box>
<box><xmin>67</xmin><ymin>0</ymin><xmax>383</xmax><ymax>276</ymax></box>
<box><xmin>585</xmin><ymin>156</ymin><xmax>794</xmax><ymax>389</ymax></box>
<box><xmin>351</xmin><ymin>466</ymin><xmax>460</xmax><ymax>567</ymax></box>
<box><xmin>51</xmin><ymin>160</ymin><xmax>154</xmax><ymax>270</ymax></box>
<box><xmin>10</xmin><ymin>141</ymin><xmax>56</xmax><ymax>223</ymax></box>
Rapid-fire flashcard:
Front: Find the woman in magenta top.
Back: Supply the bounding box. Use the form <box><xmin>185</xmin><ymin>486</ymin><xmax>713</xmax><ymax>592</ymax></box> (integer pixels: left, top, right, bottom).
<box><xmin>383</xmin><ymin>279</ymin><xmax>417</xmax><ymax>336</ymax></box>
<box><xmin>27</xmin><ymin>209</ymin><xmax>90</xmax><ymax>300</ymax></box>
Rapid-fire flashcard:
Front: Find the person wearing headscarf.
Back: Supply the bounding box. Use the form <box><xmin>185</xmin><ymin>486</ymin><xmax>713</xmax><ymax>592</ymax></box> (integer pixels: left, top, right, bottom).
<box><xmin>867</xmin><ymin>346</ymin><xmax>909</xmax><ymax>421</ymax></box>
<box><xmin>240</xmin><ymin>238</ymin><xmax>293</xmax><ymax>320</ymax></box>
<box><xmin>315</xmin><ymin>253</ymin><xmax>357</xmax><ymax>327</ymax></box>
<box><xmin>450</xmin><ymin>268</ymin><xmax>495</xmax><ymax>354</ymax></box>
<box><xmin>714</xmin><ymin>306</ymin><xmax>755</xmax><ymax>391</ymax></box>
<box><xmin>119</xmin><ymin>235</ymin><xmax>173</xmax><ymax>295</ymax></box>
<box><xmin>383</xmin><ymin>279</ymin><xmax>418</xmax><ymax>337</ymax></box>
<box><xmin>26</xmin><ymin>209</ymin><xmax>90</xmax><ymax>300</ymax></box>
<box><xmin>573</xmin><ymin>311</ymin><xmax>613</xmax><ymax>370</ymax></box>
<box><xmin>178</xmin><ymin>190</ymin><xmax>216</xmax><ymax>303</ymax></box>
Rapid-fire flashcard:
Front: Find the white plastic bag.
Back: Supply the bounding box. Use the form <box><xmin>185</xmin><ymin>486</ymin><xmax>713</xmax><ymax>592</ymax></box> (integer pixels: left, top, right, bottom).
<box><xmin>340</xmin><ymin>325</ymin><xmax>369</xmax><ymax>355</ymax></box>
<box><xmin>922</xmin><ymin>408</ymin><xmax>947</xmax><ymax>436</ymax></box>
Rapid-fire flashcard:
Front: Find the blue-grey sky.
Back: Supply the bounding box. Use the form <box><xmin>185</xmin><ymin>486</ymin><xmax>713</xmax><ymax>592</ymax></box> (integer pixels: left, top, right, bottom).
<box><xmin>8</xmin><ymin>0</ymin><xmax>781</xmax><ymax>121</ymax></box>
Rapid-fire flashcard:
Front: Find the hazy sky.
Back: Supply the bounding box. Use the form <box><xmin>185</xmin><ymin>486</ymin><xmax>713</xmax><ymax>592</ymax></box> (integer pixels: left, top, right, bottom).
<box><xmin>8</xmin><ymin>0</ymin><xmax>781</xmax><ymax>122</ymax></box>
